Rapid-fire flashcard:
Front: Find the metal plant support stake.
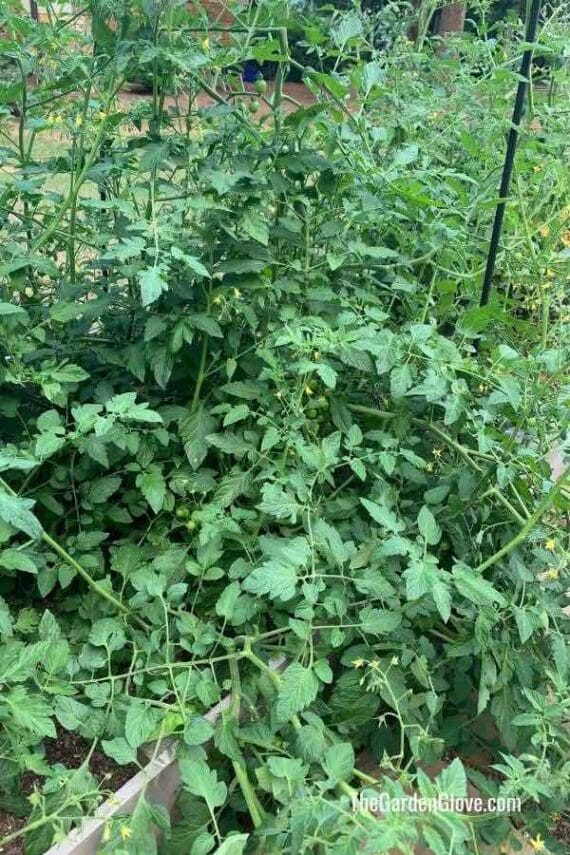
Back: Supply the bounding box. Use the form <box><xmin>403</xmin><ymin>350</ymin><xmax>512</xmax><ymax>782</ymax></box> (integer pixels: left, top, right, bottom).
<box><xmin>476</xmin><ymin>0</ymin><xmax>542</xmax><ymax>342</ymax></box>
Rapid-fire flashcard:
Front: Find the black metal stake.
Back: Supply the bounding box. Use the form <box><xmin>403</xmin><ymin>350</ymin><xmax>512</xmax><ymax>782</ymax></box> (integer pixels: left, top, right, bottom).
<box><xmin>475</xmin><ymin>0</ymin><xmax>542</xmax><ymax>348</ymax></box>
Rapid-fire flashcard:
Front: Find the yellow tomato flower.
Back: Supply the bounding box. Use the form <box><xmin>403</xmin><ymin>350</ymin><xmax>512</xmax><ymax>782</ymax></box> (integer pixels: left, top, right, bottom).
<box><xmin>120</xmin><ymin>825</ymin><xmax>132</xmax><ymax>840</ymax></box>
<box><xmin>529</xmin><ymin>833</ymin><xmax>545</xmax><ymax>852</ymax></box>
<box><xmin>546</xmin><ymin>568</ymin><xmax>559</xmax><ymax>580</ymax></box>
<box><xmin>75</xmin><ymin>116</ymin><xmax>83</xmax><ymax>127</ymax></box>
<box><xmin>201</xmin><ymin>37</ymin><xmax>209</xmax><ymax>52</ymax></box>
<box><xmin>304</xmin><ymin>385</ymin><xmax>314</xmax><ymax>396</ymax></box>
<box><xmin>352</xmin><ymin>659</ymin><xmax>364</xmax><ymax>669</ymax></box>
<box><xmin>538</xmin><ymin>224</ymin><xmax>550</xmax><ymax>238</ymax></box>
<box><xmin>232</xmin><ymin>288</ymin><xmax>241</xmax><ymax>298</ymax></box>
<box><xmin>545</xmin><ymin>539</ymin><xmax>556</xmax><ymax>551</ymax></box>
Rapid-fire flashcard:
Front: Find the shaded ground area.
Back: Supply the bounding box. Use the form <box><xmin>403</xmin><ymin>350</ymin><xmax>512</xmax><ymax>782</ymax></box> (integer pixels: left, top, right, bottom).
<box><xmin>0</xmin><ymin>814</ymin><xmax>26</xmax><ymax>855</ymax></box>
<box><xmin>0</xmin><ymin>729</ymin><xmax>137</xmax><ymax>855</ymax></box>
<box><xmin>118</xmin><ymin>80</ymin><xmax>316</xmax><ymax>113</ymax></box>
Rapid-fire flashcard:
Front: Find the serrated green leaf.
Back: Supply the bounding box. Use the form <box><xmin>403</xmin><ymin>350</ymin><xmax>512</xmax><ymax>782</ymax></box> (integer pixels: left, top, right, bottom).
<box><xmin>436</xmin><ymin>757</ymin><xmax>466</xmax><ymax>798</ymax></box>
<box><xmin>184</xmin><ymin>716</ymin><xmax>214</xmax><ymax>746</ymax></box>
<box><xmin>179</xmin><ymin>758</ymin><xmax>227</xmax><ymax>810</ymax></box>
<box><xmin>0</xmin><ymin>640</ymin><xmax>48</xmax><ymax>683</ymax></box>
<box><xmin>101</xmin><ymin>736</ymin><xmax>138</xmax><ymax>765</ymax></box>
<box><xmin>171</xmin><ymin>246</ymin><xmax>210</xmax><ymax>277</ymax></box>
<box><xmin>180</xmin><ymin>406</ymin><xmax>216</xmax><ymax>470</ymax></box>
<box><xmin>360</xmin><ymin>498</ymin><xmax>404</xmax><ymax>533</ymax></box>
<box><xmin>223</xmin><ymin>405</ymin><xmax>250</xmax><ymax>427</ymax></box>
<box><xmin>212</xmin><ymin>834</ymin><xmax>249</xmax><ymax>855</ymax></box>
<box><xmin>432</xmin><ymin>578</ymin><xmax>451</xmax><ymax>623</ymax></box>
<box><xmin>0</xmin><ymin>302</ymin><xmax>28</xmax><ymax>318</ymax></box>
<box><xmin>258</xmin><ymin>483</ymin><xmax>301</xmax><ymax>523</ymax></box>
<box><xmin>138</xmin><ymin>266</ymin><xmax>168</xmax><ymax>306</ymax></box>
<box><xmin>403</xmin><ymin>558</ymin><xmax>437</xmax><ymax>600</ymax></box>
<box><xmin>453</xmin><ymin>565</ymin><xmax>505</xmax><ymax>607</ymax></box>
<box><xmin>125</xmin><ymin>701</ymin><xmax>156</xmax><ymax>748</ymax></box>
<box><xmin>276</xmin><ymin>664</ymin><xmax>319</xmax><ymax>720</ymax></box>
<box><xmin>0</xmin><ymin>491</ymin><xmax>42</xmax><ymax>539</ymax></box>
<box><xmin>417</xmin><ymin>505</ymin><xmax>441</xmax><ymax>545</ymax></box>
<box><xmin>0</xmin><ymin>596</ymin><xmax>13</xmax><ymax>636</ymax></box>
<box><xmin>360</xmin><ymin>608</ymin><xmax>401</xmax><ymax>635</ymax></box>
<box><xmin>136</xmin><ymin>467</ymin><xmax>166</xmax><ymax>514</ymax></box>
<box><xmin>323</xmin><ymin>742</ymin><xmax>354</xmax><ymax>783</ymax></box>
<box><xmin>0</xmin><ymin>548</ymin><xmax>37</xmax><ymax>574</ymax></box>
<box><xmin>0</xmin><ymin>452</ymin><xmax>38</xmax><ymax>473</ymax></box>
<box><xmin>4</xmin><ymin>687</ymin><xmax>56</xmax><ymax>738</ymax></box>
<box><xmin>243</xmin><ymin>561</ymin><xmax>297</xmax><ymax>601</ymax></box>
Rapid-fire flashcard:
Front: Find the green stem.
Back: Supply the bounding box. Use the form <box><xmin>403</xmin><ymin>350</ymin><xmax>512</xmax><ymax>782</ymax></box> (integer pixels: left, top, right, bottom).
<box><xmin>191</xmin><ymin>74</ymin><xmax>263</xmax><ymax>142</ymax></box>
<box><xmin>243</xmin><ymin>646</ymin><xmax>372</xmax><ymax>803</ymax></box>
<box><xmin>483</xmin><ymin>487</ymin><xmax>526</xmax><ymax>525</ymax></box>
<box><xmin>15</xmin><ymin>59</ymin><xmax>32</xmax><ymax>254</ymax></box>
<box><xmin>227</xmin><ymin>656</ymin><xmax>265</xmax><ymax>827</ymax></box>
<box><xmin>32</xmin><ymin>80</ymin><xmax>123</xmax><ymax>252</ymax></box>
<box><xmin>272</xmin><ymin>28</ymin><xmax>289</xmax><ymax>134</ymax></box>
<box><xmin>42</xmin><ymin>532</ymin><xmax>148</xmax><ymax>630</ymax></box>
<box><xmin>232</xmin><ymin>759</ymin><xmax>265</xmax><ymax>828</ymax></box>
<box><xmin>477</xmin><ymin>469</ymin><xmax>570</xmax><ymax>573</ymax></box>
<box><xmin>349</xmin><ymin>403</ymin><xmax>532</xmax><ymax>526</ymax></box>
<box><xmin>191</xmin><ymin>331</ymin><xmax>210</xmax><ymax>412</ymax></box>
<box><xmin>348</xmin><ymin>404</ymin><xmax>485</xmax><ymax>471</ymax></box>
<box><xmin>515</xmin><ymin>173</ymin><xmax>548</xmax><ymax>346</ymax></box>
<box><xmin>0</xmin><ymin>477</ymin><xmax>148</xmax><ymax>630</ymax></box>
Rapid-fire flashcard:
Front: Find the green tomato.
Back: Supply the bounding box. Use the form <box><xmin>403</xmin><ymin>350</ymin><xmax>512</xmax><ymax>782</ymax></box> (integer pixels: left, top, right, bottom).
<box><xmin>185</xmin><ymin>519</ymin><xmax>198</xmax><ymax>532</ymax></box>
<box><xmin>248</xmin><ymin>100</ymin><xmax>260</xmax><ymax>114</ymax></box>
<box><xmin>307</xmin><ymin>408</ymin><xmax>317</xmax><ymax>419</ymax></box>
<box><xmin>315</xmin><ymin>396</ymin><xmax>329</xmax><ymax>411</ymax></box>
<box><xmin>176</xmin><ymin>507</ymin><xmax>190</xmax><ymax>520</ymax></box>
<box><xmin>254</xmin><ymin>78</ymin><xmax>267</xmax><ymax>95</ymax></box>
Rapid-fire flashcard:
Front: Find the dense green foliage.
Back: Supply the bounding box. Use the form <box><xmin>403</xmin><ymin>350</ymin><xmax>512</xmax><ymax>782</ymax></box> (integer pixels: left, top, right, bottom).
<box><xmin>0</xmin><ymin>1</ymin><xmax>569</xmax><ymax>853</ymax></box>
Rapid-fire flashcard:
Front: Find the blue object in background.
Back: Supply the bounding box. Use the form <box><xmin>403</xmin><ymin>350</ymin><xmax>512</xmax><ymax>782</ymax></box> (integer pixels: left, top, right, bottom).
<box><xmin>243</xmin><ymin>60</ymin><xmax>261</xmax><ymax>83</ymax></box>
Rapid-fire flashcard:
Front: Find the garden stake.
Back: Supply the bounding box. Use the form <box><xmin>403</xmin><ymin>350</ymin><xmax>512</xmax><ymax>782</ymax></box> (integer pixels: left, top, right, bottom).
<box><xmin>476</xmin><ymin>0</ymin><xmax>542</xmax><ymax>349</ymax></box>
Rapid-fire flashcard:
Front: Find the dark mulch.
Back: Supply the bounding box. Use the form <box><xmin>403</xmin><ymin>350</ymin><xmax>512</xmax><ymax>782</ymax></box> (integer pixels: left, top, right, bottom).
<box><xmin>552</xmin><ymin>813</ymin><xmax>570</xmax><ymax>845</ymax></box>
<box><xmin>0</xmin><ymin>729</ymin><xmax>137</xmax><ymax>855</ymax></box>
<box><xmin>0</xmin><ymin>814</ymin><xmax>27</xmax><ymax>855</ymax></box>
<box><xmin>38</xmin><ymin>729</ymin><xmax>136</xmax><ymax>794</ymax></box>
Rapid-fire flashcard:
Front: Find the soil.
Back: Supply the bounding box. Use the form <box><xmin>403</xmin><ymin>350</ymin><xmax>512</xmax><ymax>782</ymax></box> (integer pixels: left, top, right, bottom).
<box><xmin>117</xmin><ymin>80</ymin><xmax>316</xmax><ymax>115</ymax></box>
<box><xmin>553</xmin><ymin>813</ymin><xmax>570</xmax><ymax>845</ymax></box>
<box><xmin>0</xmin><ymin>815</ymin><xmax>27</xmax><ymax>855</ymax></box>
<box><xmin>0</xmin><ymin>729</ymin><xmax>137</xmax><ymax>855</ymax></box>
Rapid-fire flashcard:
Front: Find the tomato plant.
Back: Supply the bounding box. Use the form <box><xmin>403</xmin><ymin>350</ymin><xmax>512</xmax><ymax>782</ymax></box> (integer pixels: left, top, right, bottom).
<box><xmin>0</xmin><ymin>1</ymin><xmax>569</xmax><ymax>853</ymax></box>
